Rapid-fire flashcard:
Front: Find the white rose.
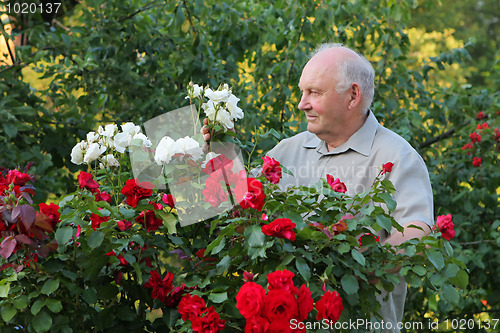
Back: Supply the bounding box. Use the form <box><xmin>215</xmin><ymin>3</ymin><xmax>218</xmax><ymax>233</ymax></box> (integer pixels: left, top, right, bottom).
<box><xmin>186</xmin><ymin>83</ymin><xmax>204</xmax><ymax>99</ymax></box>
<box><xmin>175</xmin><ymin>136</ymin><xmax>203</xmax><ymax>161</ymax></box>
<box><xmin>205</xmin><ymin>88</ymin><xmax>230</xmax><ymax>103</ymax></box>
<box><xmin>113</xmin><ymin>132</ymin><xmax>132</xmax><ymax>153</ymax></box>
<box><xmin>83</xmin><ymin>142</ymin><xmax>106</xmax><ymax>164</ymax></box>
<box><xmin>86</xmin><ymin>131</ymin><xmax>99</xmax><ymax>144</ymax></box>
<box><xmin>155</xmin><ymin>136</ymin><xmax>176</xmax><ymax>165</ymax></box>
<box><xmin>70</xmin><ymin>141</ymin><xmax>86</xmax><ymax>165</ymax></box>
<box><xmin>226</xmin><ymin>94</ymin><xmax>244</xmax><ymax>120</ymax></box>
<box><xmin>98</xmin><ymin>124</ymin><xmax>118</xmax><ymax>137</ymax></box>
<box><xmin>202</xmin><ymin>152</ymin><xmax>221</xmax><ymax>168</ymax></box>
<box><xmin>99</xmin><ymin>154</ymin><xmax>120</xmax><ymax>169</ymax></box>
<box><xmin>121</xmin><ymin>122</ymin><xmax>141</xmax><ymax>136</ymax></box>
<box><xmin>132</xmin><ymin>132</ymin><xmax>152</xmax><ymax>148</ymax></box>
<box><xmin>202</xmin><ymin>101</ymin><xmax>234</xmax><ymax>130</ymax></box>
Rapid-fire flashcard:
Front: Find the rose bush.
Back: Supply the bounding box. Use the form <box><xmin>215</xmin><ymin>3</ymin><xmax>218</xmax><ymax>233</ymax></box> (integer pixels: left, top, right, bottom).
<box><xmin>0</xmin><ymin>84</ymin><xmax>467</xmax><ymax>332</ymax></box>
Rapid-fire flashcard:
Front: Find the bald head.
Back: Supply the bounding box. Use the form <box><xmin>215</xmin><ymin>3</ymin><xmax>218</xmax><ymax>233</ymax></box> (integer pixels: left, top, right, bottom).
<box><xmin>306</xmin><ymin>44</ymin><xmax>375</xmax><ymax>113</ymax></box>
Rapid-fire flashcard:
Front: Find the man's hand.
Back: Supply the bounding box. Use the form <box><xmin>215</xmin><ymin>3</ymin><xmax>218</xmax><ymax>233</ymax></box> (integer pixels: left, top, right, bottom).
<box><xmin>201</xmin><ymin>118</ymin><xmax>211</xmax><ymax>142</ymax></box>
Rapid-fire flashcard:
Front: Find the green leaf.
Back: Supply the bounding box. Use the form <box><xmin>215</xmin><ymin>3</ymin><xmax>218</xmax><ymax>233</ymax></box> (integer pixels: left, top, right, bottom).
<box><xmin>33</xmin><ymin>310</ymin><xmax>52</xmax><ymax>333</ymax></box>
<box><xmin>375</xmin><ymin>215</ymin><xmax>392</xmax><ymax>233</ymax></box>
<box><xmin>87</xmin><ymin>231</ymin><xmax>104</xmax><ymax>249</ymax></box>
<box><xmin>13</xmin><ymin>296</ymin><xmax>28</xmax><ymax>310</ymax></box>
<box><xmin>295</xmin><ymin>257</ymin><xmax>311</xmax><ymax>281</ymax></box>
<box><xmin>208</xmin><ymin>292</ymin><xmax>228</xmax><ymax>304</ymax></box>
<box><xmin>1</xmin><ymin>304</ymin><xmax>17</xmax><ymax>322</ymax></box>
<box><xmin>245</xmin><ymin>225</ymin><xmax>265</xmax><ymax>247</ymax></box>
<box><xmin>442</xmin><ymin>284</ymin><xmax>460</xmax><ymax>304</ymax></box>
<box><xmin>412</xmin><ymin>265</ymin><xmax>427</xmax><ymax>276</ymax></box>
<box><xmin>351</xmin><ymin>249</ymin><xmax>366</xmax><ymax>266</ymax></box>
<box><xmin>425</xmin><ymin>249</ymin><xmax>445</xmax><ymax>270</ymax></box>
<box><xmin>31</xmin><ymin>299</ymin><xmax>45</xmax><ymax>315</ymax></box>
<box><xmin>337</xmin><ymin>243</ymin><xmax>350</xmax><ymax>254</ymax></box>
<box><xmin>341</xmin><ymin>274</ymin><xmax>359</xmax><ymax>295</ymax></box>
<box><xmin>378</xmin><ymin>192</ymin><xmax>397</xmax><ymax>212</ymax></box>
<box><xmin>449</xmin><ymin>269</ymin><xmax>469</xmax><ymax>289</ymax></box>
<box><xmin>82</xmin><ymin>287</ymin><xmax>98</xmax><ymax>305</ymax></box>
<box><xmin>3</xmin><ymin>123</ymin><xmax>18</xmax><ymax>137</ymax></box>
<box><xmin>45</xmin><ymin>299</ymin><xmax>63</xmax><ymax>313</ymax></box>
<box><xmin>41</xmin><ymin>279</ymin><xmax>59</xmax><ymax>295</ymax></box>
<box><xmin>0</xmin><ymin>283</ymin><xmax>10</xmax><ymax>298</ymax></box>
<box><xmin>215</xmin><ymin>255</ymin><xmax>231</xmax><ymax>275</ymax></box>
<box><xmin>55</xmin><ymin>226</ymin><xmax>73</xmax><ymax>246</ymax></box>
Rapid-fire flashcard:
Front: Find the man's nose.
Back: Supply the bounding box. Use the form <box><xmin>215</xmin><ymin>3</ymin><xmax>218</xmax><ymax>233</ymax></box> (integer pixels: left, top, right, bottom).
<box><xmin>298</xmin><ymin>94</ymin><xmax>309</xmax><ymax>111</ymax></box>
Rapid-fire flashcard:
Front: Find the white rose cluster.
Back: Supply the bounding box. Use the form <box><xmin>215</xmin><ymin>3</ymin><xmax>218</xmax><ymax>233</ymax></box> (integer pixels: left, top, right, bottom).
<box><xmin>70</xmin><ymin>122</ymin><xmax>152</xmax><ymax>168</ymax></box>
<box><xmin>154</xmin><ymin>136</ymin><xmax>203</xmax><ymax>165</ymax></box>
<box><xmin>186</xmin><ymin>82</ymin><xmax>244</xmax><ymax>130</ymax></box>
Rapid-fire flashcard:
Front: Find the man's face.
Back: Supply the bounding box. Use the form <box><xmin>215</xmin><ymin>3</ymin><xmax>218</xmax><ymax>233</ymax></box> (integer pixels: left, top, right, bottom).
<box><xmin>297</xmin><ymin>53</ymin><xmax>350</xmax><ymax>141</ymax></box>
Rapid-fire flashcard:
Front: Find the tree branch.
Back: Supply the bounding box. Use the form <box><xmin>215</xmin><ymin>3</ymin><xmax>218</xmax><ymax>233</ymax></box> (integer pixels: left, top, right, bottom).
<box><xmin>118</xmin><ymin>1</ymin><xmax>163</xmax><ymax>23</ymax></box>
<box><xmin>419</xmin><ymin>120</ymin><xmax>471</xmax><ymax>149</ymax></box>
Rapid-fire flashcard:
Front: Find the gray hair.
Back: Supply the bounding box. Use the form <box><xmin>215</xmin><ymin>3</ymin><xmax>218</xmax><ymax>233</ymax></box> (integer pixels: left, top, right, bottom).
<box><xmin>311</xmin><ymin>43</ymin><xmax>375</xmax><ymax>113</ymax></box>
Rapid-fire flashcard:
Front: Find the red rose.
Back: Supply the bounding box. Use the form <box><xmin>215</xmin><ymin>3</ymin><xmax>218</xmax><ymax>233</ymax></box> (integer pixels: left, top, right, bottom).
<box><xmin>116</xmin><ymin>220</ymin><xmax>132</xmax><ymax>231</ymax></box>
<box><xmin>495</xmin><ymin>128</ymin><xmax>500</xmax><ymax>141</ymax></box>
<box><xmin>461</xmin><ymin>142</ymin><xmax>474</xmax><ymax>150</ymax></box>
<box><xmin>234</xmin><ymin>177</ymin><xmax>265</xmax><ymax>211</ymax></box>
<box><xmin>236</xmin><ymin>282</ymin><xmax>266</xmax><ymax>319</ymax></box>
<box><xmin>435</xmin><ymin>214</ymin><xmax>455</xmax><ymax>240</ymax></box>
<box><xmin>261</xmin><ymin>218</ymin><xmax>296</xmax><ymax>241</ymax></box>
<box><xmin>266</xmin><ymin>320</ymin><xmax>293</xmax><ymax>333</ymax></box>
<box><xmin>315</xmin><ymin>290</ymin><xmax>343</xmax><ymax>323</ymax></box>
<box><xmin>78</xmin><ymin>171</ymin><xmax>99</xmax><ymax>193</ymax></box>
<box><xmin>90</xmin><ymin>211</ymin><xmax>109</xmax><ymax>230</ymax></box>
<box><xmin>262</xmin><ymin>156</ymin><xmax>282</xmax><ymax>184</ymax></box>
<box><xmin>191</xmin><ymin>306</ymin><xmax>226</xmax><ymax>333</ymax></box>
<box><xmin>6</xmin><ymin>170</ymin><xmax>31</xmax><ymax>186</ymax></box>
<box><xmin>162</xmin><ymin>194</ymin><xmax>176</xmax><ymax>209</ymax></box>
<box><xmin>381</xmin><ymin>162</ymin><xmax>394</xmax><ymax>174</ymax></box>
<box><xmin>244</xmin><ymin>316</ymin><xmax>269</xmax><ymax>333</ymax></box>
<box><xmin>38</xmin><ymin>203</ymin><xmax>61</xmax><ymax>227</ymax></box>
<box><xmin>470</xmin><ymin>132</ymin><xmax>482</xmax><ymax>143</ymax></box>
<box><xmin>326</xmin><ymin>175</ymin><xmax>347</xmax><ymax>193</ymax></box>
<box><xmin>164</xmin><ymin>284</ymin><xmax>187</xmax><ymax>307</ymax></box>
<box><xmin>358</xmin><ymin>233</ymin><xmax>381</xmax><ymax>246</ymax></box>
<box><xmin>243</xmin><ymin>271</ymin><xmax>255</xmax><ymax>282</ymax></box>
<box><xmin>477</xmin><ymin>123</ymin><xmax>489</xmax><ymax>130</ymax></box>
<box><xmin>262</xmin><ymin>289</ymin><xmax>298</xmax><ymax>322</ymax></box>
<box><xmin>472</xmin><ymin>157</ymin><xmax>482</xmax><ymax>167</ymax></box>
<box><xmin>202</xmin><ymin>173</ymin><xmax>228</xmax><ymax>208</ymax></box>
<box><xmin>144</xmin><ymin>270</ymin><xmax>174</xmax><ymax>303</ymax></box>
<box><xmin>476</xmin><ymin>111</ymin><xmax>486</xmax><ymax>120</ymax></box>
<box><xmin>121</xmin><ymin>179</ymin><xmax>154</xmax><ymax>208</ymax></box>
<box><xmin>135</xmin><ymin>209</ymin><xmax>163</xmax><ymax>232</ymax></box>
<box><xmin>178</xmin><ymin>294</ymin><xmax>207</xmax><ymax>321</ymax></box>
<box><xmin>202</xmin><ymin>154</ymin><xmax>234</xmax><ymax>175</ymax></box>
<box><xmin>95</xmin><ymin>190</ymin><xmax>111</xmax><ymax>203</ymax></box>
<box><xmin>297</xmin><ymin>284</ymin><xmax>314</xmax><ymax>321</ymax></box>
<box><xmin>267</xmin><ymin>270</ymin><xmax>299</xmax><ymax>296</ymax></box>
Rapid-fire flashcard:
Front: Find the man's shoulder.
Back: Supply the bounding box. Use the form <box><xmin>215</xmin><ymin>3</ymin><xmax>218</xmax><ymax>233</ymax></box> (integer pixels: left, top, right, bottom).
<box><xmin>374</xmin><ymin>125</ymin><xmax>418</xmax><ymax>155</ymax></box>
<box><xmin>273</xmin><ymin>131</ymin><xmax>316</xmax><ymax>148</ymax></box>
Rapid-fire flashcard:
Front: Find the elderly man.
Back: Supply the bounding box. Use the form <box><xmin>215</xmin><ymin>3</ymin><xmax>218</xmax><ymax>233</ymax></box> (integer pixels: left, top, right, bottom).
<box><xmin>203</xmin><ymin>43</ymin><xmax>434</xmax><ymax>332</ymax></box>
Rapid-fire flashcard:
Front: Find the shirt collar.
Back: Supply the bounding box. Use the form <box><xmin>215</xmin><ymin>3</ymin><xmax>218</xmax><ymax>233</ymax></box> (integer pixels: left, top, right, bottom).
<box><xmin>302</xmin><ymin>110</ymin><xmax>378</xmax><ymax>157</ymax></box>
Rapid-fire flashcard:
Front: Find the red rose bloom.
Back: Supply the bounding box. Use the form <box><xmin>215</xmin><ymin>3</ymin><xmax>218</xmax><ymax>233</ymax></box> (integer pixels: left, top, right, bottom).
<box><xmin>326</xmin><ymin>175</ymin><xmax>347</xmax><ymax>193</ymax></box>
<box><xmin>121</xmin><ymin>179</ymin><xmax>154</xmax><ymax>208</ymax></box>
<box><xmin>262</xmin><ymin>289</ymin><xmax>298</xmax><ymax>322</ymax></box>
<box><xmin>202</xmin><ymin>173</ymin><xmax>228</xmax><ymax>208</ymax></box>
<box><xmin>144</xmin><ymin>270</ymin><xmax>174</xmax><ymax>303</ymax></box>
<box><xmin>38</xmin><ymin>203</ymin><xmax>61</xmax><ymax>228</ymax></box>
<box><xmin>244</xmin><ymin>316</ymin><xmax>270</xmax><ymax>333</ymax></box>
<box><xmin>477</xmin><ymin>123</ymin><xmax>489</xmax><ymax>130</ymax></box>
<box><xmin>266</xmin><ymin>320</ymin><xmax>293</xmax><ymax>333</ymax></box>
<box><xmin>315</xmin><ymin>290</ymin><xmax>343</xmax><ymax>323</ymax></box>
<box><xmin>78</xmin><ymin>171</ymin><xmax>99</xmax><ymax>193</ymax></box>
<box><xmin>95</xmin><ymin>190</ymin><xmax>111</xmax><ymax>202</ymax></box>
<box><xmin>381</xmin><ymin>162</ymin><xmax>394</xmax><ymax>174</ymax></box>
<box><xmin>202</xmin><ymin>154</ymin><xmax>234</xmax><ymax>175</ymax></box>
<box><xmin>262</xmin><ymin>156</ymin><xmax>282</xmax><ymax>184</ymax></box>
<box><xmin>476</xmin><ymin>111</ymin><xmax>486</xmax><ymax>119</ymax></box>
<box><xmin>296</xmin><ymin>284</ymin><xmax>314</xmax><ymax>321</ymax></box>
<box><xmin>470</xmin><ymin>132</ymin><xmax>482</xmax><ymax>143</ymax></box>
<box><xmin>116</xmin><ymin>220</ymin><xmax>133</xmax><ymax>231</ymax></box>
<box><xmin>435</xmin><ymin>214</ymin><xmax>455</xmax><ymax>240</ymax></box>
<box><xmin>472</xmin><ymin>157</ymin><xmax>482</xmax><ymax>167</ymax></box>
<box><xmin>6</xmin><ymin>170</ymin><xmax>31</xmax><ymax>186</ymax></box>
<box><xmin>495</xmin><ymin>128</ymin><xmax>500</xmax><ymax>141</ymax></box>
<box><xmin>164</xmin><ymin>284</ymin><xmax>187</xmax><ymax>307</ymax></box>
<box><xmin>462</xmin><ymin>142</ymin><xmax>474</xmax><ymax>150</ymax></box>
<box><xmin>90</xmin><ymin>211</ymin><xmax>109</xmax><ymax>230</ymax></box>
<box><xmin>191</xmin><ymin>306</ymin><xmax>226</xmax><ymax>333</ymax></box>
<box><xmin>234</xmin><ymin>177</ymin><xmax>265</xmax><ymax>211</ymax></box>
<box><xmin>267</xmin><ymin>270</ymin><xmax>299</xmax><ymax>296</ymax></box>
<box><xmin>135</xmin><ymin>209</ymin><xmax>163</xmax><ymax>232</ymax></box>
<box><xmin>236</xmin><ymin>282</ymin><xmax>267</xmax><ymax>319</ymax></box>
<box><xmin>178</xmin><ymin>294</ymin><xmax>207</xmax><ymax>321</ymax></box>
<box><xmin>162</xmin><ymin>194</ymin><xmax>176</xmax><ymax>209</ymax></box>
<box><xmin>261</xmin><ymin>218</ymin><xmax>296</xmax><ymax>241</ymax></box>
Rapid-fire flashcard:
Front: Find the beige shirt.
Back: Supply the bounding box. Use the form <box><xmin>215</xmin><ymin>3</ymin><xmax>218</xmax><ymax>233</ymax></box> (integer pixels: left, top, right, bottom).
<box><xmin>267</xmin><ymin>111</ymin><xmax>434</xmax><ymax>232</ymax></box>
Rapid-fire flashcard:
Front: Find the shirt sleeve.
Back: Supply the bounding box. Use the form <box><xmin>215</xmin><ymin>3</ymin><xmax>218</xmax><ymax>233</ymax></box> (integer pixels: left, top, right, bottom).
<box><xmin>387</xmin><ymin>150</ymin><xmax>434</xmax><ymax>228</ymax></box>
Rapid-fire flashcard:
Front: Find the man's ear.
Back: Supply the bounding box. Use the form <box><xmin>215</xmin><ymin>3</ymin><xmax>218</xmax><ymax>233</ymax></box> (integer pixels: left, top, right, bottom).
<box><xmin>348</xmin><ymin>82</ymin><xmax>362</xmax><ymax>109</ymax></box>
